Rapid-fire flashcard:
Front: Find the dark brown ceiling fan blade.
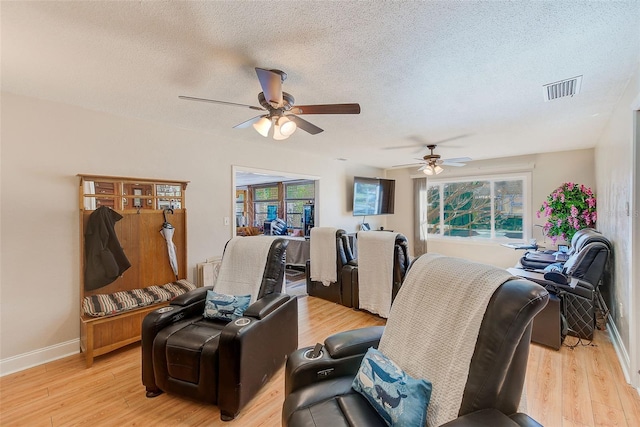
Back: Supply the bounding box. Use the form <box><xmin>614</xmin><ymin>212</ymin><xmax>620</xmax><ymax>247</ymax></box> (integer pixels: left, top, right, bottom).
<box><xmin>287</xmin><ymin>115</ymin><xmax>324</xmax><ymax>135</ymax></box>
<box><xmin>289</xmin><ymin>103</ymin><xmax>361</xmax><ymax>115</ymax></box>
<box><xmin>233</xmin><ymin>115</ymin><xmax>266</xmax><ymax>129</ymax></box>
<box><xmin>178</xmin><ymin>95</ymin><xmax>265</xmax><ymax>111</ymax></box>
<box><xmin>255</xmin><ymin>67</ymin><xmax>284</xmax><ymax>107</ymax></box>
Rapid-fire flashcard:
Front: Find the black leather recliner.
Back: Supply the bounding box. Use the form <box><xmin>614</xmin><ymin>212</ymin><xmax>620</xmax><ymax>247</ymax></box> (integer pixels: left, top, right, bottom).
<box><xmin>283</xmin><ymin>255</ymin><xmax>549</xmax><ymax>427</ymax></box>
<box><xmin>513</xmin><ymin>231</ymin><xmax>611</xmax><ymax>341</ymax></box>
<box><xmin>142</xmin><ymin>237</ymin><xmax>298</xmax><ymax>421</ymax></box>
<box><xmin>519</xmin><ymin>228</ymin><xmax>609</xmax><ymax>270</ymax></box>
<box><xmin>306</xmin><ymin>229</ymin><xmax>356</xmax><ymax>307</ymax></box>
<box><xmin>349</xmin><ymin>233</ymin><xmax>411</xmax><ymax>310</ymax></box>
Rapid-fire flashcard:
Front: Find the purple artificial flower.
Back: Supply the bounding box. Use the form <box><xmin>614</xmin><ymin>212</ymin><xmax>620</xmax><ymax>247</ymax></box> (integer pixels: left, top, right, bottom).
<box><xmin>570</xmin><ymin>205</ymin><xmax>579</xmax><ymax>218</ymax></box>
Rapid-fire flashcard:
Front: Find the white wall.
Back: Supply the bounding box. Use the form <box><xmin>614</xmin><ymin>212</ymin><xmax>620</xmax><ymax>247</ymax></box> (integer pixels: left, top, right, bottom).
<box><xmin>385</xmin><ymin>149</ymin><xmax>595</xmax><ymax>268</ymax></box>
<box><xmin>594</xmin><ymin>63</ymin><xmax>639</xmax><ymax>386</ymax></box>
<box><xmin>0</xmin><ymin>93</ymin><xmax>381</xmax><ymax>373</ymax></box>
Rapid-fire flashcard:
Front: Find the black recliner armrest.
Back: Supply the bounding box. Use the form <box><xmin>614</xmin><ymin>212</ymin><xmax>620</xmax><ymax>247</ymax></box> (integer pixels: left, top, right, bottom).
<box><xmin>141</xmin><ymin>298</ymin><xmax>209</xmax><ymax>394</ymax></box>
<box><xmin>440</xmin><ymin>409</ymin><xmax>542</xmax><ymax>427</ymax></box>
<box><xmin>169</xmin><ymin>286</ymin><xmax>212</xmax><ymax>306</ymax></box>
<box><xmin>324</xmin><ymin>326</ymin><xmax>384</xmax><ymax>358</ymax></box>
<box><xmin>285</xmin><ymin>326</ymin><xmax>384</xmax><ymax>395</ymax></box>
<box><xmin>543</xmin><ymin>271</ymin><xmax>569</xmax><ymax>285</ymax></box>
<box><xmin>244</xmin><ymin>293</ymin><xmax>291</xmax><ymax>319</ymax></box>
<box><xmin>217</xmin><ymin>295</ymin><xmax>298</xmax><ymax>420</ymax></box>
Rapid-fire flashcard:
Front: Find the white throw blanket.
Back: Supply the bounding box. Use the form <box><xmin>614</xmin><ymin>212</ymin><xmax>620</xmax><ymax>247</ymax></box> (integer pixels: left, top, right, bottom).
<box><xmin>356</xmin><ymin>231</ymin><xmax>398</xmax><ymax>318</ymax></box>
<box><xmin>214</xmin><ymin>236</ymin><xmax>278</xmax><ymax>303</ymax></box>
<box><xmin>378</xmin><ymin>254</ymin><xmax>515</xmax><ymax>426</ymax></box>
<box><xmin>310</xmin><ymin>227</ymin><xmax>338</xmax><ymax>286</ymax></box>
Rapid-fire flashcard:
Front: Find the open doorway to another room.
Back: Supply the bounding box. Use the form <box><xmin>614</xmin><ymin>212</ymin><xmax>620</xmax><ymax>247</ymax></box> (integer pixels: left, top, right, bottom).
<box><xmin>232</xmin><ymin>166</ymin><xmax>320</xmax><ymax>237</ymax></box>
<box><xmin>232</xmin><ymin>166</ymin><xmax>320</xmax><ymax>297</ymax></box>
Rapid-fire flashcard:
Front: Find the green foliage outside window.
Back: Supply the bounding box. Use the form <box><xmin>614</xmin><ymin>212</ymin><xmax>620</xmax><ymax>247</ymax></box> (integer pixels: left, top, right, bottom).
<box><xmin>426</xmin><ymin>178</ymin><xmax>524</xmax><ymax>239</ymax></box>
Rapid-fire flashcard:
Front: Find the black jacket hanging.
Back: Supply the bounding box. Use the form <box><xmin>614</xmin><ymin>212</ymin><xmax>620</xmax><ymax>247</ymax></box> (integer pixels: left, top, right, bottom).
<box><xmin>84</xmin><ymin>206</ymin><xmax>131</xmax><ymax>290</ymax></box>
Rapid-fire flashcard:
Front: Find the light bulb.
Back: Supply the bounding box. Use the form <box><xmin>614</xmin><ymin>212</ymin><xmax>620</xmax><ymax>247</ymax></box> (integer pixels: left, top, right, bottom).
<box><xmin>273</xmin><ymin>123</ymin><xmax>290</xmax><ymax>140</ymax></box>
<box><xmin>434</xmin><ymin>165</ymin><xmax>444</xmax><ymax>174</ymax></box>
<box><xmin>252</xmin><ymin>117</ymin><xmax>272</xmax><ymax>137</ymax></box>
<box><xmin>277</xmin><ymin>116</ymin><xmax>297</xmax><ymax>137</ymax></box>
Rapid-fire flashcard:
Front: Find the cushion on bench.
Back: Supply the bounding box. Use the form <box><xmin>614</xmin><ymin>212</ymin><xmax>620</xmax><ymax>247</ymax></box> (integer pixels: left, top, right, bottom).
<box><xmin>82</xmin><ymin>279</ymin><xmax>197</xmax><ymax>317</ymax></box>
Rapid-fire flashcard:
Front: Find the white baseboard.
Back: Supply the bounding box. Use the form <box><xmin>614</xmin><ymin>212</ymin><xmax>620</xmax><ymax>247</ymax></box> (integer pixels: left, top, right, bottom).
<box><xmin>0</xmin><ymin>339</ymin><xmax>79</xmax><ymax>377</ymax></box>
<box><xmin>607</xmin><ymin>317</ymin><xmax>632</xmax><ymax>384</ymax></box>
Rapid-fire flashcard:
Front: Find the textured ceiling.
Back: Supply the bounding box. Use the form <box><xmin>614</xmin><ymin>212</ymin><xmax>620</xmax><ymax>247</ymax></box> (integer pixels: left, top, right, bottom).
<box><xmin>2</xmin><ymin>1</ymin><xmax>639</xmax><ymax>169</ymax></box>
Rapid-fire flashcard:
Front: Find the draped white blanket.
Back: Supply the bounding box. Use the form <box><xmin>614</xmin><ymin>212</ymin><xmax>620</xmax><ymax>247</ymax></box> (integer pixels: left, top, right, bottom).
<box><xmin>378</xmin><ymin>254</ymin><xmax>515</xmax><ymax>426</ymax></box>
<box><xmin>356</xmin><ymin>231</ymin><xmax>398</xmax><ymax>318</ymax></box>
<box><xmin>214</xmin><ymin>236</ymin><xmax>277</xmax><ymax>303</ymax></box>
<box><xmin>310</xmin><ymin>227</ymin><xmax>338</xmax><ymax>286</ymax></box>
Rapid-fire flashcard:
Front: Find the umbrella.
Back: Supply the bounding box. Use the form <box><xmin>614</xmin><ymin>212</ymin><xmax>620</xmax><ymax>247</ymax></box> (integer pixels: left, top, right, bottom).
<box><xmin>160</xmin><ymin>208</ymin><xmax>179</xmax><ymax>279</ymax></box>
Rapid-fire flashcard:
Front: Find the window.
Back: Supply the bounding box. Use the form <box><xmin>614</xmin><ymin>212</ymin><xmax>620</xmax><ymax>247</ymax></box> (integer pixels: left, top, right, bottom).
<box><xmin>419</xmin><ymin>174</ymin><xmax>529</xmax><ymax>241</ymax></box>
<box><xmin>253</xmin><ymin>184</ymin><xmax>279</xmax><ymax>226</ymax></box>
<box><xmin>247</xmin><ymin>180</ymin><xmax>316</xmax><ymax>231</ymax></box>
<box><xmin>284</xmin><ymin>181</ymin><xmax>315</xmax><ymax>229</ymax></box>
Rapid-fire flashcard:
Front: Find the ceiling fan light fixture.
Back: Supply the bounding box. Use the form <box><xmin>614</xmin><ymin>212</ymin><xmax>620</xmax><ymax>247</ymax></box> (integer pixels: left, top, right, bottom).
<box><xmin>277</xmin><ymin>116</ymin><xmax>297</xmax><ymax>137</ymax></box>
<box><xmin>423</xmin><ymin>164</ymin><xmax>444</xmax><ymax>175</ymax></box>
<box><xmin>252</xmin><ymin>117</ymin><xmax>272</xmax><ymax>137</ymax></box>
<box><xmin>272</xmin><ymin>122</ymin><xmax>290</xmax><ymax>140</ymax></box>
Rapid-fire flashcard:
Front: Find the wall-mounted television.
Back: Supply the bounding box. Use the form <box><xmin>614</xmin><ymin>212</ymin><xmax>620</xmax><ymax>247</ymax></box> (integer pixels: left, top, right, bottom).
<box><xmin>352</xmin><ymin>176</ymin><xmax>395</xmax><ymax>216</ymax></box>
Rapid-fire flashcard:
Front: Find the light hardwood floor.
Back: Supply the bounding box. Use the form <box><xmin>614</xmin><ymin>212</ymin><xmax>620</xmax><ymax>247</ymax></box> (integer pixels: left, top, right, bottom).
<box><xmin>1</xmin><ymin>295</ymin><xmax>639</xmax><ymax>426</ymax></box>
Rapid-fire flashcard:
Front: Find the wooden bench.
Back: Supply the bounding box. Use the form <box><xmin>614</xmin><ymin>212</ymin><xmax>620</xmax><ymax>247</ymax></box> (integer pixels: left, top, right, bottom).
<box><xmin>78</xmin><ymin>175</ymin><xmax>190</xmax><ymax>367</ymax></box>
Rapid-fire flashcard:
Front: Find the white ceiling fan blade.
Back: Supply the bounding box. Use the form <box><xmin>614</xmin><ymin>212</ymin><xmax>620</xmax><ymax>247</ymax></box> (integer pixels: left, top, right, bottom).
<box><xmin>417</xmin><ymin>164</ymin><xmax>427</xmax><ymax>171</ymax></box>
<box><xmin>443</xmin><ymin>156</ymin><xmax>472</xmax><ymax>163</ymax></box>
<box><xmin>391</xmin><ymin>162</ymin><xmax>423</xmax><ymax>168</ymax></box>
<box><xmin>233</xmin><ymin>115</ymin><xmax>267</xmax><ymax>129</ymax></box>
<box><xmin>178</xmin><ymin>95</ymin><xmax>265</xmax><ymax>111</ymax></box>
<box><xmin>381</xmin><ymin>144</ymin><xmax>423</xmax><ymax>150</ymax></box>
<box><xmin>441</xmin><ymin>161</ymin><xmax>467</xmax><ymax>167</ymax></box>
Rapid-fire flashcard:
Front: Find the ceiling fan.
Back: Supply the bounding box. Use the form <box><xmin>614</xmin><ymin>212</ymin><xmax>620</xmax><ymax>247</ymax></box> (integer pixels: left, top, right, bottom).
<box><xmin>383</xmin><ymin>134</ymin><xmax>469</xmax><ymax>154</ymax></box>
<box><xmin>179</xmin><ymin>67</ymin><xmax>361</xmax><ymax>140</ymax></box>
<box><xmin>393</xmin><ymin>145</ymin><xmax>472</xmax><ymax>175</ymax></box>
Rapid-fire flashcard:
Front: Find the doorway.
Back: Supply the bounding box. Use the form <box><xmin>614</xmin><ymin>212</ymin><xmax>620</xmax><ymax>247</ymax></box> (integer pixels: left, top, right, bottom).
<box><xmin>232</xmin><ymin>166</ymin><xmax>320</xmax><ymax>237</ymax></box>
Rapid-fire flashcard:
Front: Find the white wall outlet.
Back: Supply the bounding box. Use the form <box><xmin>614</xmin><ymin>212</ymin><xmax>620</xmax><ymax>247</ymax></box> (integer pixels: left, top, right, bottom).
<box><xmin>224</xmin><ymin>217</ymin><xmax>230</xmax><ymax>226</ymax></box>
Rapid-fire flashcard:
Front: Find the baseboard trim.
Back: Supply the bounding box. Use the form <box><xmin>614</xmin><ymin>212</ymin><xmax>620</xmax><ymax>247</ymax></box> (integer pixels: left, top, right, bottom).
<box><xmin>0</xmin><ymin>339</ymin><xmax>79</xmax><ymax>377</ymax></box>
<box><xmin>607</xmin><ymin>317</ymin><xmax>632</xmax><ymax>384</ymax></box>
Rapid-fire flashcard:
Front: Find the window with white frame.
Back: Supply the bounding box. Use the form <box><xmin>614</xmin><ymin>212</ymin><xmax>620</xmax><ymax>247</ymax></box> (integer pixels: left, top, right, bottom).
<box><xmin>418</xmin><ymin>174</ymin><xmax>530</xmax><ymax>241</ymax></box>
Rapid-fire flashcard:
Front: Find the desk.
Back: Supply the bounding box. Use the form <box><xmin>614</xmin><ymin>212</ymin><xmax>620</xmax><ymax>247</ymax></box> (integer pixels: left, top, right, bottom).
<box><xmin>282</xmin><ymin>236</ymin><xmax>310</xmax><ymax>267</ymax></box>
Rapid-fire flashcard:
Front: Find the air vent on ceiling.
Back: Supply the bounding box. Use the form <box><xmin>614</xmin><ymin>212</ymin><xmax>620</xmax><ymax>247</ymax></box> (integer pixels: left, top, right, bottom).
<box><xmin>543</xmin><ymin>75</ymin><xmax>582</xmax><ymax>101</ymax></box>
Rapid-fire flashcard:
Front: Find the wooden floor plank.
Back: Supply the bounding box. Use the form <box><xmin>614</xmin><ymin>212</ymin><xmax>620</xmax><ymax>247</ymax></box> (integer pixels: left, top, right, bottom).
<box><xmin>563</xmin><ymin>343</ymin><xmax>596</xmax><ymax>426</ymax></box>
<box><xmin>529</xmin><ymin>342</ymin><xmax>564</xmax><ymax>426</ymax></box>
<box><xmin>585</xmin><ymin>333</ymin><xmax>624</xmax><ymax>411</ymax></box>
<box><xmin>1</xmin><ymin>296</ymin><xmax>639</xmax><ymax>427</ymax></box>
